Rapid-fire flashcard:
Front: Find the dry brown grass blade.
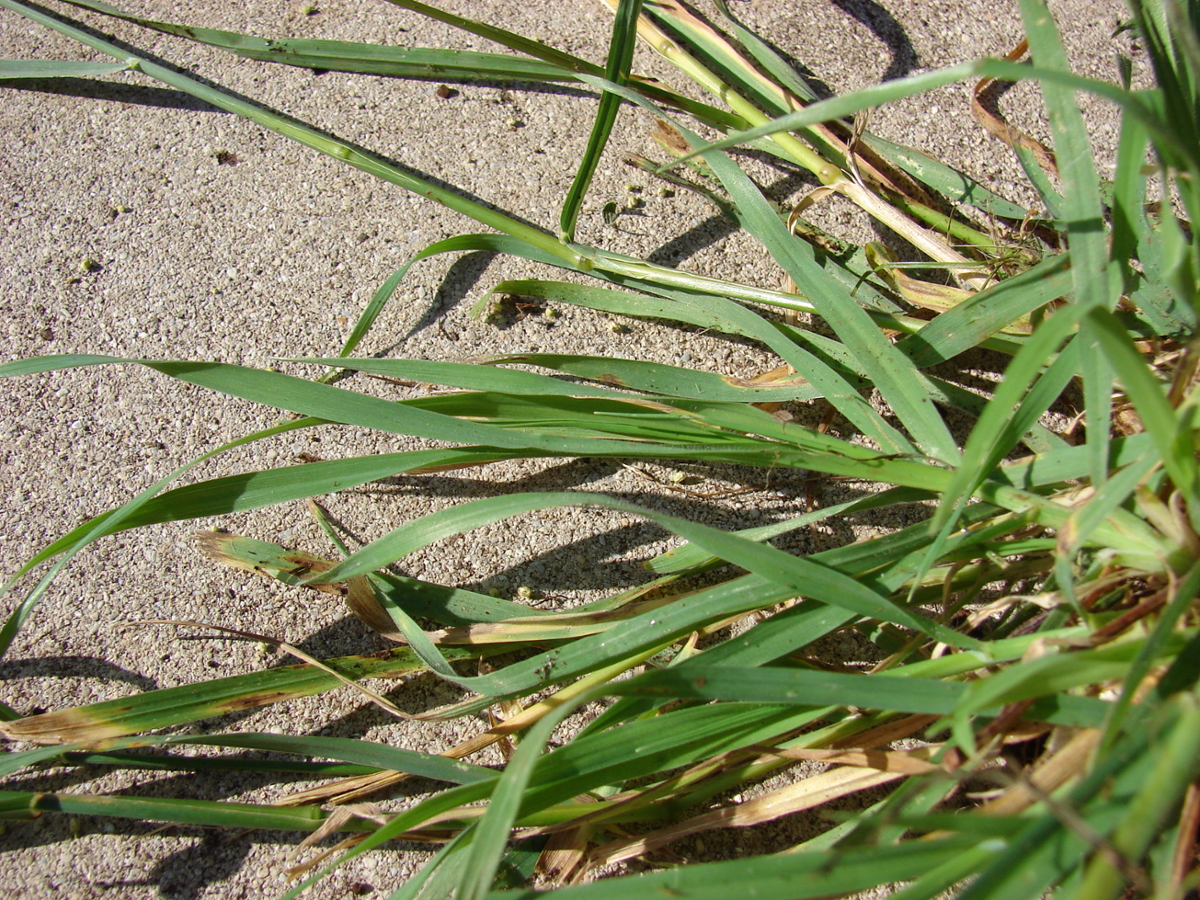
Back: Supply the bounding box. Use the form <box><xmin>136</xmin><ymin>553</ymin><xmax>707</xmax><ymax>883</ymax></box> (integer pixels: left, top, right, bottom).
<box><xmin>536</xmin><ymin>825</ymin><xmax>595</xmax><ymax>886</ymax></box>
<box><xmin>979</xmin><ymin>727</ymin><xmax>1100</xmax><ymax>817</ymax></box>
<box><xmin>584</xmin><ymin>765</ymin><xmax>905</xmax><ymax>869</ymax></box>
<box><xmin>284</xmin><ymin>803</ymin><xmax>388</xmax><ymax>880</ymax></box>
<box><xmin>284</xmin><ymin>661</ymin><xmax>614</xmax><ymax>804</ymax></box>
<box><xmin>195</xmin><ymin>531</ymin><xmax>404</xmax><ymax>642</ymax></box>
<box><xmin>430</xmin><ymin>595</ymin><xmax>676</xmax><ymax>645</ymax></box>
<box><xmin>769</xmin><ymin>746</ymin><xmax>941</xmax><ymax>776</ymax></box>
<box><xmin>972</xmin><ymin>39</ymin><xmax>1059</xmax><ymax>178</ymax></box>
<box><xmin>1168</xmin><ymin>781</ymin><xmax>1200</xmax><ymax>896</ymax></box>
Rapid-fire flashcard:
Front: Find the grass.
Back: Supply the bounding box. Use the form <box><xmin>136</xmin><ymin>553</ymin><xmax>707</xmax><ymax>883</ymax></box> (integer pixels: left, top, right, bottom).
<box><xmin>1</xmin><ymin>0</ymin><xmax>1199</xmax><ymax>897</ymax></box>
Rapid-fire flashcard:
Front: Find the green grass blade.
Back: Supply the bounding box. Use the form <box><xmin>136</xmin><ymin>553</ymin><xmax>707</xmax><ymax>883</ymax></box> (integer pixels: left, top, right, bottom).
<box><xmin>312</xmin><ymin>490</ymin><xmax>969</xmax><ymax>646</ymax></box>
<box><xmin>0</xmin><ymin>354</ymin><xmax>717</xmax><ymax>457</ymax></box>
<box><xmin>59</xmin><ymin>0</ymin><xmax>581</xmax><ymax>80</ymax></box>
<box><xmin>1088</xmin><ymin>307</ymin><xmax>1200</xmax><ymax>517</ymax></box>
<box><xmin>488</xmin><ymin>835</ymin><xmax>981</xmax><ymax>900</ymax></box>
<box><xmin>1012</xmin><ymin>141</ymin><xmax>1065</xmax><ymax>219</ymax></box>
<box><xmin>52</xmin><ymin>750</ymin><xmax>374</xmax><ymax>777</ymax></box>
<box><xmin>12</xmin><ymin>732</ymin><xmax>492</xmax><ymax>784</ymax></box>
<box><xmin>379</xmin><ymin>0</ymin><xmax>744</xmax><ymax>130</ymax></box>
<box><xmin>0</xmin><ymin>648</ymin><xmax>471</xmax><ymax>743</ymax></box>
<box><xmin>0</xmin><ymin>58</ymin><xmax>131</xmax><ymax>77</ymax></box>
<box><xmin>612</xmin><ymin>665</ymin><xmax>1107</xmax><ymax>729</ymax></box>
<box><xmin>659</xmin><ymin>60</ymin><xmax>983</xmax><ymax>170</ymax></box>
<box><xmin>863</xmin><ymin>132</ymin><xmax>1033</xmax><ymax>220</ymax></box>
<box><xmin>340</xmin><ymin>235</ymin><xmax>569</xmax><ymax>359</ymax></box>
<box><xmin>1</xmin><ymin>790</ymin><xmax>334</xmax><ymax>831</ymax></box>
<box><xmin>661</xmin><ymin>54</ymin><xmax>1177</xmax><ymax>171</ymax></box>
<box><xmin>456</xmin><ymin>694</ymin><xmax>589</xmax><ymax>900</ymax></box>
<box><xmin>475</xmin><ymin>352</ymin><xmax>823</xmax><ymax>402</ymax></box>
<box><xmin>184</xmin><ymin>733</ymin><xmax>494</xmax><ymax>785</ymax></box>
<box><xmin>646</xmin><ymin>487</ymin><xmax>934</xmax><ymax>574</ymax></box>
<box><xmin>559</xmin><ymin>0</ymin><xmax>642</xmax><ymax>242</ymax></box>
<box><xmin>1019</xmin><ymin>0</ymin><xmax>1118</xmax><ymax>493</ymax></box>
<box><xmin>0</xmin><ymin>744</ymin><xmax>82</xmax><ymax>778</ymax></box>
<box><xmin>378</xmin><ymin>0</ymin><xmax>600</xmax><ymax>74</ymax></box>
<box><xmin>4</xmin><ymin>446</ymin><xmax>517</xmax><ymax>576</ymax></box>
<box><xmin>587</xmin><ymin>77</ymin><xmax>958</xmax><ymax>461</ymax></box>
<box><xmin>898</xmin><ymin>254</ymin><xmax>1074</xmax><ymax>367</ymax></box>
<box><xmin>583</xmin><ymin>260</ymin><xmax>924</xmax><ymax>454</ymax></box>
<box><xmin>932</xmin><ymin>304</ymin><xmax>1085</xmax><ymax>535</ymax></box>
<box><xmin>299</xmin><ymin>357</ymin><xmax>638</xmax><ymax>399</ymax></box>
<box><xmin>480</xmin><ymin>277</ymin><xmax>816</xmax><ymax>333</ymax></box>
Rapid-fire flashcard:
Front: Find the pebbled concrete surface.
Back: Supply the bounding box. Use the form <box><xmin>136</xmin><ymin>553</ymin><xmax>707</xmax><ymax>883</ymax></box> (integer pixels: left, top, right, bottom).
<box><xmin>1</xmin><ymin>1</ymin><xmax>1131</xmax><ymax>897</ymax></box>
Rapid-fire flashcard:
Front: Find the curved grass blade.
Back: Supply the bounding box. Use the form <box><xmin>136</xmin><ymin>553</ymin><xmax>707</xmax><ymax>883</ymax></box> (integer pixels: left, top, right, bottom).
<box><xmin>660</xmin><ymin>57</ymin><xmax>1180</xmax><ymax>174</ymax></box>
<box><xmin>310</xmin><ymin>491</ymin><xmax>972</xmax><ymax>649</ymax></box>
<box><xmin>0</xmin><ymin>354</ymin><xmax>726</xmax><ymax>457</ymax></box>
<box><xmin>862</xmin><ymin>132</ymin><xmax>1033</xmax><ymax>220</ymax></box>
<box><xmin>338</xmin><ymin>234</ymin><xmax>570</xmax><ymax>360</ymax></box>
<box><xmin>559</xmin><ymin>0</ymin><xmax>642</xmax><ymax>242</ymax></box>
<box><xmin>3</xmin><ymin>446</ymin><xmax>520</xmax><ymax>581</ymax></box>
<box><xmin>645</xmin><ymin>487</ymin><xmax>933</xmax><ymax>574</ymax></box>
<box><xmin>378</xmin><ymin>0</ymin><xmax>746</xmax><ymax>130</ymax></box>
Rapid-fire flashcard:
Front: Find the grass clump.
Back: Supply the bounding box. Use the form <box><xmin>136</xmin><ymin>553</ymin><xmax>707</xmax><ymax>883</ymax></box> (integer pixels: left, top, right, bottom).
<box><xmin>1</xmin><ymin>0</ymin><xmax>1199</xmax><ymax>898</ymax></box>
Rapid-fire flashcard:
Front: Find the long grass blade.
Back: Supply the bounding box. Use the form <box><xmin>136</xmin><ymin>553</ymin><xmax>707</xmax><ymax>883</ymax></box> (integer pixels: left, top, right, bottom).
<box><xmin>559</xmin><ymin>0</ymin><xmax>642</xmax><ymax>242</ymax></box>
<box><xmin>0</xmin><ymin>648</ymin><xmax>471</xmax><ymax>743</ymax></box>
<box><xmin>0</xmin><ymin>58</ymin><xmax>130</xmax><ymax>77</ymax></box>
